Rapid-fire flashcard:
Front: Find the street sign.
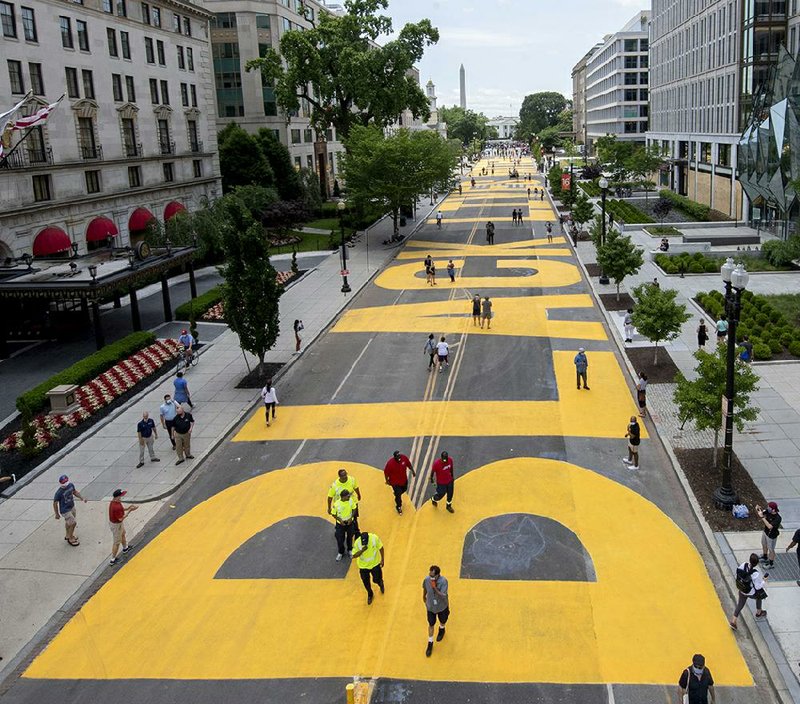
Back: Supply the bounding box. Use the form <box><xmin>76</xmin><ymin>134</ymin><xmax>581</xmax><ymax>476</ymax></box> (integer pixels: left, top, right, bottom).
<box><xmin>340</xmin><ymin>269</ymin><xmax>349</xmax><ymax>276</ymax></box>
<box><xmin>561</xmin><ymin>172</ymin><xmax>572</xmax><ymax>191</ymax></box>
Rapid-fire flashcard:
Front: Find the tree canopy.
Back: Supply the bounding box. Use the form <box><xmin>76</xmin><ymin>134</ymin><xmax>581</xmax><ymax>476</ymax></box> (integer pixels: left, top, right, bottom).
<box><xmin>342</xmin><ymin>125</ymin><xmax>457</xmax><ymax>234</ymax></box>
<box><xmin>517</xmin><ymin>92</ymin><xmax>569</xmax><ymax>141</ymax></box>
<box><xmin>245</xmin><ymin>0</ymin><xmax>438</xmax><ymax>140</ymax></box>
<box><xmin>596</xmin><ymin>230</ymin><xmax>644</xmax><ymax>301</ymax></box>
<box><xmin>439</xmin><ymin>105</ymin><xmax>491</xmax><ymax>145</ymax></box>
<box><xmin>631</xmin><ymin>284</ymin><xmax>691</xmax><ymax>364</ymax></box>
<box><xmin>218</xmin><ymin>124</ymin><xmax>274</xmax><ymax>193</ymax></box>
<box><xmin>254</xmin><ymin>128</ymin><xmax>302</xmax><ymax>201</ymax></box>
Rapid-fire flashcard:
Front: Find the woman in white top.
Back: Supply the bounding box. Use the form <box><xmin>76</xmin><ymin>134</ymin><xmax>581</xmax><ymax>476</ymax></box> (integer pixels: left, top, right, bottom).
<box><xmin>730</xmin><ymin>552</ymin><xmax>768</xmax><ymax>629</ymax></box>
<box><xmin>436</xmin><ymin>337</ymin><xmax>449</xmax><ymax>373</ymax></box>
<box><xmin>260</xmin><ymin>378</ymin><xmax>279</xmax><ymax>426</ymax></box>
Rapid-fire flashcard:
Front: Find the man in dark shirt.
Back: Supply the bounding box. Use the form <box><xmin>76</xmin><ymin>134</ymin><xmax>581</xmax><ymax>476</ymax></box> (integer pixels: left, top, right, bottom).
<box><xmin>383</xmin><ymin>450</ymin><xmax>415</xmax><ymax>515</ymax></box>
<box><xmin>785</xmin><ymin>528</ymin><xmax>800</xmax><ymax>586</ymax></box>
<box><xmin>136</xmin><ymin>411</ymin><xmax>160</xmax><ymax>468</ymax></box>
<box><xmin>758</xmin><ymin>501</ymin><xmax>781</xmax><ymax>568</ymax></box>
<box><xmin>172</xmin><ymin>406</ymin><xmax>195</xmax><ymax>465</ymax></box>
<box><xmin>678</xmin><ymin>654</ymin><xmax>715</xmax><ymax>704</ymax></box>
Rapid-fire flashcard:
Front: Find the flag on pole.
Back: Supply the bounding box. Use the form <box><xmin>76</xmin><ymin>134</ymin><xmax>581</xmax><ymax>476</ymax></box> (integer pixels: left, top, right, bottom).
<box><xmin>0</xmin><ymin>91</ymin><xmax>32</xmax><ymax>158</ymax></box>
<box><xmin>0</xmin><ymin>91</ymin><xmax>32</xmax><ymax>126</ymax></box>
<box><xmin>11</xmin><ymin>94</ymin><xmax>65</xmax><ymax>131</ymax></box>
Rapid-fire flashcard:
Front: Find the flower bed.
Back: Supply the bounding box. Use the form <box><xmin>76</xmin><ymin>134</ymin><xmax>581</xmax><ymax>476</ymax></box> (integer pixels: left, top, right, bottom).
<box><xmin>1</xmin><ymin>339</ymin><xmax>182</xmax><ymax>454</ymax></box>
<box><xmin>201</xmin><ymin>271</ymin><xmax>296</xmax><ymax>322</ymax></box>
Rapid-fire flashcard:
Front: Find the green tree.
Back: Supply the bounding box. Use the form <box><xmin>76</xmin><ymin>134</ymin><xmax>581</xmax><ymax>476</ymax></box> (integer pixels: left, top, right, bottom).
<box><xmin>595</xmin><ymin>134</ymin><xmax>636</xmax><ymax>183</ymax></box>
<box><xmin>517</xmin><ymin>92</ymin><xmax>568</xmax><ymax>140</ymax></box>
<box><xmin>219</xmin><ymin>201</ymin><xmax>283</xmax><ymax>373</ymax></box>
<box><xmin>673</xmin><ymin>347</ymin><xmax>760</xmax><ymax>466</ymax></box>
<box><xmin>625</xmin><ymin>145</ymin><xmax>662</xmax><ymax>202</ymax></box>
<box><xmin>255</xmin><ymin>128</ymin><xmax>302</xmax><ymax>201</ymax></box>
<box><xmin>298</xmin><ymin>168</ymin><xmax>322</xmax><ymax>212</ymax></box>
<box><xmin>571</xmin><ymin>192</ymin><xmax>594</xmax><ymax>232</ymax></box>
<box><xmin>342</xmin><ymin>125</ymin><xmax>457</xmax><ymax>236</ymax></box>
<box><xmin>653</xmin><ymin>196</ymin><xmax>673</xmax><ymax>226</ymax></box>
<box><xmin>596</xmin><ymin>230</ymin><xmax>644</xmax><ymax>301</ymax></box>
<box><xmin>631</xmin><ymin>284</ymin><xmax>691</xmax><ymax>364</ymax></box>
<box><xmin>245</xmin><ymin>0</ymin><xmax>438</xmax><ymax>141</ymax></box>
<box><xmin>217</xmin><ymin>124</ymin><xmax>274</xmax><ymax>192</ymax></box>
<box><xmin>439</xmin><ymin>105</ymin><xmax>490</xmax><ymax>145</ymax></box>
<box><xmin>537</xmin><ymin>125</ymin><xmax>563</xmax><ymax>151</ymax></box>
<box><xmin>547</xmin><ymin>163</ymin><xmax>563</xmax><ymax>198</ymax></box>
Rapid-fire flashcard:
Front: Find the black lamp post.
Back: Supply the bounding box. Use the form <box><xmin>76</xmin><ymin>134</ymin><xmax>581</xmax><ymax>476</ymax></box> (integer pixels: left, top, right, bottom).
<box><xmin>88</xmin><ymin>263</ymin><xmax>98</xmax><ymax>283</ymax></box>
<box><xmin>22</xmin><ymin>253</ymin><xmax>33</xmax><ymax>271</ymax></box>
<box><xmin>713</xmin><ymin>258</ymin><xmax>749</xmax><ymax>510</ymax></box>
<box><xmin>337</xmin><ymin>200</ymin><xmax>351</xmax><ymax>294</ymax></box>
<box><xmin>598</xmin><ymin>176</ymin><xmax>610</xmax><ymax>285</ymax></box>
<box><xmin>71</xmin><ymin>242</ymin><xmax>79</xmax><ymax>258</ymax></box>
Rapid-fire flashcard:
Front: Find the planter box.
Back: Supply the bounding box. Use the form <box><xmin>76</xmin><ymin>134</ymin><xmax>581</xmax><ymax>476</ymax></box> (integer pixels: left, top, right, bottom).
<box><xmin>47</xmin><ymin>385</ymin><xmax>79</xmax><ymax>416</ymax></box>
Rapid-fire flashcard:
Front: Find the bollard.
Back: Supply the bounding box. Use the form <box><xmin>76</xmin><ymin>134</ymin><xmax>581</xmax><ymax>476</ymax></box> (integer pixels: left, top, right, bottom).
<box><xmin>345</xmin><ymin>683</ymin><xmax>355</xmax><ymax>704</ymax></box>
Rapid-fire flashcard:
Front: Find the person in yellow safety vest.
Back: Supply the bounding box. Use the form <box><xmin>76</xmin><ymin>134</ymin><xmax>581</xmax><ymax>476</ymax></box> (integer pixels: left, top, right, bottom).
<box><xmin>352</xmin><ymin>531</ymin><xmax>385</xmax><ymax>605</ymax></box>
<box><xmin>326</xmin><ymin>468</ymin><xmax>361</xmax><ymax>535</ymax></box>
<box><xmin>331</xmin><ymin>489</ymin><xmax>358</xmax><ymax>562</ymax></box>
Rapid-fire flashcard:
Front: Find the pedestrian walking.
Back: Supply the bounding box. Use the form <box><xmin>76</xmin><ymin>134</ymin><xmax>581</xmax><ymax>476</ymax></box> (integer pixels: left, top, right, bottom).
<box><xmin>53</xmin><ymin>474</ymin><xmax>87</xmax><ymax>547</ymax></box>
<box><xmin>293</xmin><ymin>319</ymin><xmax>304</xmax><ymax>353</ymax></box>
<box><xmin>383</xmin><ymin>450</ymin><xmax>416</xmax><ymax>514</ymax></box>
<box><xmin>435</xmin><ymin>336</ymin><xmax>450</xmax><ymax>372</ymax></box>
<box><xmin>623</xmin><ymin>308</ymin><xmax>634</xmax><ymax>343</ymax></box>
<box><xmin>729</xmin><ymin>553</ymin><xmax>768</xmax><ymax>628</ymax></box>
<box><xmin>423</xmin><ymin>565</ymin><xmax>449</xmax><ymax>657</ymax></box>
<box><xmin>424</xmin><ymin>333</ymin><xmax>437</xmax><ymax>372</ymax></box>
<box><xmin>697</xmin><ymin>319</ymin><xmax>709</xmax><ymax>349</ymax></box>
<box><xmin>429</xmin><ymin>263</ymin><xmax>437</xmax><ymax>286</ymax></box>
<box><xmin>480</xmin><ymin>296</ymin><xmax>492</xmax><ymax>330</ymax></box>
<box><xmin>108</xmin><ymin>488</ymin><xmax>138</xmax><ymax>565</ymax></box>
<box><xmin>458</xmin><ymin>184</ymin><xmax>462</xmax><ymax>195</ymax></box>
<box><xmin>623</xmin><ymin>416</ymin><xmax>640</xmax><ymax>469</ymax></box>
<box><xmin>172</xmin><ymin>405</ymin><xmax>195</xmax><ymax>464</ymax></box>
<box><xmin>715</xmin><ymin>315</ymin><xmax>728</xmax><ymax>344</ymax></box>
<box><xmin>757</xmin><ymin>501</ymin><xmax>782</xmax><ymax>568</ymax></box>
<box><xmin>352</xmin><ymin>531</ymin><xmax>384</xmax><ymax>604</ymax></box>
<box><xmin>447</xmin><ymin>259</ymin><xmax>455</xmax><ymax>283</ymax></box>
<box><xmin>486</xmin><ymin>221</ymin><xmax>495</xmax><ymax>244</ymax></box>
<box><xmin>546</xmin><ymin>222</ymin><xmax>553</xmax><ymax>243</ymax></box>
<box><xmin>636</xmin><ymin>372</ymin><xmax>648</xmax><ymax>418</ymax></box>
<box><xmin>136</xmin><ymin>411</ymin><xmax>160</xmax><ymax>468</ymax></box>
<box><xmin>512</xmin><ymin>209</ymin><xmax>518</xmax><ymax>226</ymax></box>
<box><xmin>430</xmin><ymin>451</ymin><xmax>455</xmax><ymax>512</ymax></box>
<box><xmin>330</xmin><ymin>489</ymin><xmax>358</xmax><ymax>561</ymax></box>
<box><xmin>739</xmin><ymin>335</ymin><xmax>753</xmax><ymax>363</ymax></box>
<box><xmin>261</xmin><ymin>378</ymin><xmax>278</xmax><ymax>426</ymax></box>
<box><xmin>527</xmin><ymin>187</ymin><xmax>531</xmax><ymax>198</ymax></box>
<box><xmin>574</xmin><ymin>347</ymin><xmax>589</xmax><ymax>389</ymax></box>
<box><xmin>327</xmin><ymin>468</ymin><xmax>362</xmax><ymax>534</ymax></box>
<box><xmin>651</xmin><ymin>277</ymin><xmax>660</xmax><ymax>289</ymax></box>
<box><xmin>517</xmin><ymin>210</ymin><xmax>524</xmax><ymax>226</ymax></box>
<box><xmin>785</xmin><ymin>528</ymin><xmax>800</xmax><ymax>586</ymax></box>
<box><xmin>472</xmin><ymin>295</ymin><xmax>481</xmax><ymax>326</ymax></box>
<box><xmin>540</xmin><ymin>189</ymin><xmax>544</xmax><ymax>200</ymax></box>
<box><xmin>424</xmin><ymin>254</ymin><xmax>432</xmax><ymax>273</ymax></box>
<box><xmin>436</xmin><ymin>210</ymin><xmax>443</xmax><ymax>229</ymax></box>
<box><xmin>678</xmin><ymin>654</ymin><xmax>716</xmax><ymax>704</ymax></box>
<box><xmin>173</xmin><ymin>371</ymin><xmax>193</xmax><ymax>409</ymax></box>
<box><xmin>159</xmin><ymin>393</ymin><xmax>179</xmax><ymax>449</ymax></box>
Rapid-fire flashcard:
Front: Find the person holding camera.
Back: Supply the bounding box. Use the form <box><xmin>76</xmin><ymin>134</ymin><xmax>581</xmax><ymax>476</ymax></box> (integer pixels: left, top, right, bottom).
<box><xmin>757</xmin><ymin>501</ymin><xmax>782</xmax><ymax>568</ymax></box>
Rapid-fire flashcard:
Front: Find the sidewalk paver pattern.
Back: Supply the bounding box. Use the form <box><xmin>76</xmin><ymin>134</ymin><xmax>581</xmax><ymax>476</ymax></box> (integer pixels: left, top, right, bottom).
<box><xmin>8</xmin><ymin>161</ymin><xmax>765</xmax><ymax>701</ymax></box>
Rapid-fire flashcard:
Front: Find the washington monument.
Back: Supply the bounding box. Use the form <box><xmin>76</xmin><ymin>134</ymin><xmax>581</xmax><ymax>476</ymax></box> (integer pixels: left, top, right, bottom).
<box><xmin>459</xmin><ymin>64</ymin><xmax>466</xmax><ymax>109</ymax></box>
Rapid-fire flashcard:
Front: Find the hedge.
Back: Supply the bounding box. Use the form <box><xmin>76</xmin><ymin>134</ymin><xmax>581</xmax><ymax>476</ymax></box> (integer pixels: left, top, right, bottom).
<box><xmin>654</xmin><ymin>252</ymin><xmax>718</xmax><ymax>274</ymax></box>
<box><xmin>16</xmin><ymin>331</ymin><xmax>157</xmax><ymax>416</ymax></box>
<box><xmin>605</xmin><ymin>198</ymin><xmax>654</xmax><ymax>224</ymax></box>
<box><xmin>578</xmin><ymin>180</ymin><xmax>601</xmax><ymax>197</ymax></box>
<box><xmin>175</xmin><ymin>286</ymin><xmax>223</xmax><ymax>321</ymax></box>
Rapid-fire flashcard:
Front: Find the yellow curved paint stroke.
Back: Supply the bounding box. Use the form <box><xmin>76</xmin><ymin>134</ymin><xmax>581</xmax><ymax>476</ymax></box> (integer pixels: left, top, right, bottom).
<box><xmin>24</xmin><ymin>459</ymin><xmax>750</xmax><ymax>685</ymax></box>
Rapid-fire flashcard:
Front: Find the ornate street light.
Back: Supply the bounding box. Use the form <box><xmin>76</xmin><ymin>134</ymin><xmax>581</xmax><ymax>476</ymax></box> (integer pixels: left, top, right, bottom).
<box><xmin>713</xmin><ymin>258</ymin><xmax>749</xmax><ymax>510</ymax></box>
<box><xmin>598</xmin><ymin>176</ymin><xmax>610</xmax><ymax>285</ymax></box>
<box><xmin>337</xmin><ymin>200</ymin><xmax>351</xmax><ymax>294</ymax></box>
<box><xmin>88</xmin><ymin>263</ymin><xmax>98</xmax><ymax>283</ymax></box>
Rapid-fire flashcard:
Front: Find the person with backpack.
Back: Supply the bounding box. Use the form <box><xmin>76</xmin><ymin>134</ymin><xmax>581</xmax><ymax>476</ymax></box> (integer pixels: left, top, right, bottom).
<box><xmin>729</xmin><ymin>552</ymin><xmax>768</xmax><ymax>629</ymax></box>
<box><xmin>757</xmin><ymin>501</ymin><xmax>782</xmax><ymax>568</ymax></box>
<box><xmin>424</xmin><ymin>334</ymin><xmax>436</xmax><ymax>372</ymax></box>
<box><xmin>623</xmin><ymin>416</ymin><xmax>640</xmax><ymax>469</ymax></box>
<box><xmin>678</xmin><ymin>654</ymin><xmax>715</xmax><ymax>704</ymax></box>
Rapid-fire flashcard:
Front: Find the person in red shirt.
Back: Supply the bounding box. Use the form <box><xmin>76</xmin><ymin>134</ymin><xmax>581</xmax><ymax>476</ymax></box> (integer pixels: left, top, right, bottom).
<box><xmin>430</xmin><ymin>451</ymin><xmax>455</xmax><ymax>513</ymax></box>
<box><xmin>384</xmin><ymin>450</ymin><xmax>416</xmax><ymax>515</ymax></box>
<box><xmin>108</xmin><ymin>488</ymin><xmax>138</xmax><ymax>565</ymax></box>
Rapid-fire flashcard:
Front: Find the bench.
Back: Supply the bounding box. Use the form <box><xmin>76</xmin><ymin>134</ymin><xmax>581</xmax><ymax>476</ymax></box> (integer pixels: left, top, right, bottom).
<box><xmin>682</xmin><ymin>232</ymin><xmax>761</xmax><ymax>246</ymax></box>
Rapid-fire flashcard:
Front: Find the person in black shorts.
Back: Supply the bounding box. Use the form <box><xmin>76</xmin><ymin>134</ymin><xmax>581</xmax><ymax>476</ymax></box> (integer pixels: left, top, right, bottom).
<box><xmin>423</xmin><ymin>565</ymin><xmax>449</xmax><ymax>657</ymax></box>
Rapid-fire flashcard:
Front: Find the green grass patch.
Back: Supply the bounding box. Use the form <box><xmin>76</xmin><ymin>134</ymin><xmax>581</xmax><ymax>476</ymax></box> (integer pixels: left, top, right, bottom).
<box><xmin>605</xmin><ymin>198</ymin><xmax>654</xmax><ymax>224</ymax></box>
<box><xmin>269</xmin><ymin>229</ymin><xmax>337</xmax><ymax>255</ymax></box>
<box><xmin>645</xmin><ymin>226</ymin><xmax>683</xmax><ymax>237</ymax></box>
<box><xmin>16</xmin><ymin>331</ymin><xmax>157</xmax><ymax>416</ymax></box>
<box><xmin>760</xmin><ymin>294</ymin><xmax>800</xmax><ymax>327</ymax></box>
<box><xmin>655</xmin><ymin>252</ymin><xmax>792</xmax><ymax>275</ymax></box>
<box><xmin>303</xmin><ymin>217</ymin><xmax>340</xmax><ymax>232</ymax></box>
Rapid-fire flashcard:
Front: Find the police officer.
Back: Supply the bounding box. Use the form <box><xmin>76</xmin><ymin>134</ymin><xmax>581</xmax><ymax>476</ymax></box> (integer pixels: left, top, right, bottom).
<box><xmin>326</xmin><ymin>468</ymin><xmax>361</xmax><ymax>534</ymax></box>
<box><xmin>330</xmin><ymin>489</ymin><xmax>357</xmax><ymax>561</ymax></box>
<box><xmin>352</xmin><ymin>531</ymin><xmax>385</xmax><ymax>605</ymax></box>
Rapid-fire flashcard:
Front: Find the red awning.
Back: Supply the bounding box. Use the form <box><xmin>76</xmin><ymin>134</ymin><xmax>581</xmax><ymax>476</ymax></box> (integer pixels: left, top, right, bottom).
<box><xmin>164</xmin><ymin>201</ymin><xmax>187</xmax><ymax>221</ymax></box>
<box><xmin>86</xmin><ymin>217</ymin><xmax>119</xmax><ymax>242</ymax></box>
<box><xmin>129</xmin><ymin>207</ymin><xmax>155</xmax><ymax>232</ymax></box>
<box><xmin>32</xmin><ymin>227</ymin><xmax>72</xmax><ymax>257</ymax></box>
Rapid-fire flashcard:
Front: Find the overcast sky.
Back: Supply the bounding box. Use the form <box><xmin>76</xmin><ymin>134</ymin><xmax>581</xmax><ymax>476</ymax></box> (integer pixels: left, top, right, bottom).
<box><xmin>385</xmin><ymin>0</ymin><xmax>647</xmax><ymax>118</ymax></box>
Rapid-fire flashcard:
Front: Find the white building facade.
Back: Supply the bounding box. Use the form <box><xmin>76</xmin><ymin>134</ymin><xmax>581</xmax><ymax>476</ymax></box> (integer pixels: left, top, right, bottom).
<box><xmin>0</xmin><ymin>0</ymin><xmax>221</xmax><ymax>259</ymax></box>
<box><xmin>584</xmin><ymin>11</ymin><xmax>650</xmax><ymax>152</ymax></box>
<box><xmin>487</xmin><ymin>116</ymin><xmax>518</xmax><ymax>140</ymax></box>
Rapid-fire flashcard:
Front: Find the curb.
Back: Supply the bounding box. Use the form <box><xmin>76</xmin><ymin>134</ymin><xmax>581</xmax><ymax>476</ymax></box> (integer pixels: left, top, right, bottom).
<box><xmin>559</xmin><ymin>189</ymin><xmax>796</xmax><ymax>704</ymax></box>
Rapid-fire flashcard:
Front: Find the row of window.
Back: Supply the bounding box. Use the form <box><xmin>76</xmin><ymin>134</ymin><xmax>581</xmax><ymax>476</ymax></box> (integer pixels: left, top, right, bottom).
<box><xmin>30</xmin><ymin>160</ymin><xmax>203</xmax><ymax>203</ymax></box>
<box><xmin>0</xmin><ymin>1</ymin><xmax>35</xmax><ymax>40</ymax></box>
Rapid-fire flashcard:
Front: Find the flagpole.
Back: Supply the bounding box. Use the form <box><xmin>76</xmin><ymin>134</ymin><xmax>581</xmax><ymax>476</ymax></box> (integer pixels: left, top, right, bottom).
<box><xmin>0</xmin><ymin>93</ymin><xmax>64</xmax><ymax>168</ymax></box>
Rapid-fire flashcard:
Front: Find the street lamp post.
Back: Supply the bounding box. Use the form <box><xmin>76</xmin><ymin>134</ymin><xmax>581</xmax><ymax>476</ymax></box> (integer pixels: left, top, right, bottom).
<box><xmin>598</xmin><ymin>176</ymin><xmax>610</xmax><ymax>285</ymax></box>
<box><xmin>337</xmin><ymin>200</ymin><xmax>351</xmax><ymax>295</ymax></box>
<box><xmin>713</xmin><ymin>258</ymin><xmax>749</xmax><ymax>510</ymax></box>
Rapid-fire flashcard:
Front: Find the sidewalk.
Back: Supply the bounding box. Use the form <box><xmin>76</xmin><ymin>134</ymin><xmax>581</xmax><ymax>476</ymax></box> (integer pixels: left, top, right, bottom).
<box><xmin>572</xmin><ymin>210</ymin><xmax>800</xmax><ymax>695</ymax></box>
<box><xmin>0</xmin><ymin>198</ymin><xmax>437</xmax><ymax>677</ymax></box>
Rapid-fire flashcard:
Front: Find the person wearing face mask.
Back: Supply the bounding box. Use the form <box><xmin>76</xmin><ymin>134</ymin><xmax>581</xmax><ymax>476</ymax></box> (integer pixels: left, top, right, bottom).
<box><xmin>678</xmin><ymin>654</ymin><xmax>715</xmax><ymax>704</ymax></box>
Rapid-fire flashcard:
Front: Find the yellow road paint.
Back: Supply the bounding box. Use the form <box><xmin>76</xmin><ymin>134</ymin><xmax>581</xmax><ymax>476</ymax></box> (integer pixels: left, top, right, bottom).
<box><xmin>24</xmin><ymin>459</ymin><xmax>749</xmax><ymax>685</ymax></box>
<box><xmin>427</xmin><ymin>212</ymin><xmax>554</xmax><ymax>224</ymax></box>
<box><xmin>397</xmin><ymin>248</ymin><xmax>573</xmax><ymax>259</ymax></box>
<box><xmin>233</xmin><ymin>352</ymin><xmax>647</xmax><ymax>442</ymax></box>
<box><xmin>375</xmin><ymin>258</ymin><xmax>581</xmax><ymax>290</ymax></box>
<box><xmin>332</xmin><ymin>295</ymin><xmax>606</xmax><ymax>340</ymax></box>
<box><xmin>405</xmin><ymin>238</ymin><xmax>566</xmax><ymax>250</ymax></box>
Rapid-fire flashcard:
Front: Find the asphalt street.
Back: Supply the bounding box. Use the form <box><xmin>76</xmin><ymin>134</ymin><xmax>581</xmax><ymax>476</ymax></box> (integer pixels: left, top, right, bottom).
<box><xmin>0</xmin><ymin>158</ymin><xmax>780</xmax><ymax>704</ymax></box>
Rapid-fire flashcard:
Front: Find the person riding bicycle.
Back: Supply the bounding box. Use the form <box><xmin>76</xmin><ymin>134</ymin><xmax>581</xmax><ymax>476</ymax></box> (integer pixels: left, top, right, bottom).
<box><xmin>178</xmin><ymin>329</ymin><xmax>195</xmax><ymax>363</ymax></box>
<box><xmin>436</xmin><ymin>211</ymin><xmax>443</xmax><ymax>229</ymax></box>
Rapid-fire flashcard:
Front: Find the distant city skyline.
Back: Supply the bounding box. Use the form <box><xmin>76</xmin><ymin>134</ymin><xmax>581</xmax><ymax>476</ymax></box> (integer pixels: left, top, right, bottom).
<box><xmin>386</xmin><ymin>0</ymin><xmax>648</xmax><ymax>118</ymax></box>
